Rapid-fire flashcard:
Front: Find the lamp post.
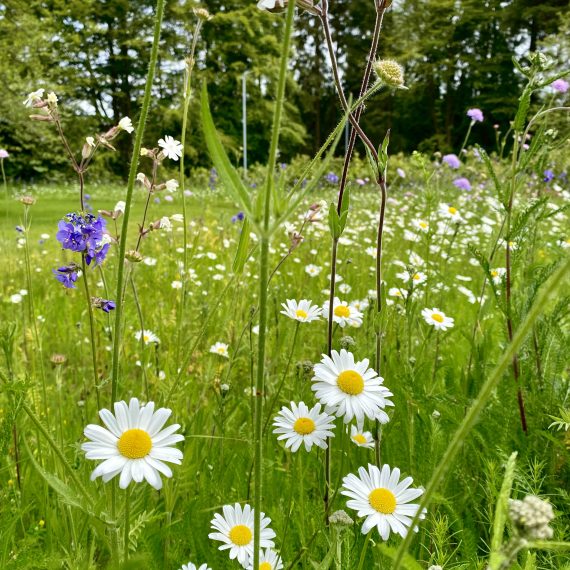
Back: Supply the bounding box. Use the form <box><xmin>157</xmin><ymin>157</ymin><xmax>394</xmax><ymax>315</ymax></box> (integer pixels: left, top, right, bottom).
<box><xmin>242</xmin><ymin>70</ymin><xmax>250</xmax><ymax>173</ymax></box>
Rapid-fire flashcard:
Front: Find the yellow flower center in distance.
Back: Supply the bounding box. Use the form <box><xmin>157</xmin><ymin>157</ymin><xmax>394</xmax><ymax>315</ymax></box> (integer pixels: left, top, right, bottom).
<box><xmin>229</xmin><ymin>524</ymin><xmax>252</xmax><ymax>546</ymax></box>
<box><xmin>419</xmin><ymin>222</ymin><xmax>428</xmax><ymax>228</ymax></box>
<box><xmin>143</xmin><ymin>335</ymin><xmax>150</xmax><ymax>343</ymax></box>
<box><xmin>412</xmin><ymin>273</ymin><xmax>421</xmax><ymax>280</ymax></box>
<box><xmin>293</xmin><ymin>417</ymin><xmax>316</xmax><ymax>435</ymax></box>
<box><xmin>295</xmin><ymin>309</ymin><xmax>308</xmax><ymax>319</ymax></box>
<box><xmin>259</xmin><ymin>563</ymin><xmax>272</xmax><ymax>570</ymax></box>
<box><xmin>432</xmin><ymin>313</ymin><xmax>444</xmax><ymax>323</ymax></box>
<box><xmin>352</xmin><ymin>434</ymin><xmax>367</xmax><ymax>444</ymax></box>
<box><xmin>491</xmin><ymin>270</ymin><xmax>498</xmax><ymax>277</ymax></box>
<box><xmin>117</xmin><ymin>428</ymin><xmax>152</xmax><ymax>459</ymax></box>
<box><xmin>334</xmin><ymin>305</ymin><xmax>350</xmax><ymax>318</ymax></box>
<box><xmin>369</xmin><ymin>488</ymin><xmax>397</xmax><ymax>514</ymax></box>
<box><xmin>337</xmin><ymin>370</ymin><xmax>364</xmax><ymax>395</ymax></box>
<box><xmin>448</xmin><ymin>207</ymin><xmax>457</xmax><ymax>214</ymax></box>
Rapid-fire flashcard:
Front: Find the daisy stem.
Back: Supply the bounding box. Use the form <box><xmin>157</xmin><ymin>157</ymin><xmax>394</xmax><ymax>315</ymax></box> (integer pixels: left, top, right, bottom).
<box><xmin>123</xmin><ymin>486</ymin><xmax>131</xmax><ymax>561</ymax></box>
<box><xmin>110</xmin><ymin>0</ymin><xmax>166</xmax><ymax>404</ymax></box>
<box><xmin>253</xmin><ymin>2</ymin><xmax>295</xmax><ymax>567</ymax></box>
<box><xmin>356</xmin><ymin>530</ymin><xmax>372</xmax><ymax>570</ymax></box>
<box><xmin>391</xmin><ymin>256</ymin><xmax>570</xmax><ymax>569</ymax></box>
<box><xmin>130</xmin><ymin>275</ymin><xmax>150</xmax><ymax>400</ymax></box>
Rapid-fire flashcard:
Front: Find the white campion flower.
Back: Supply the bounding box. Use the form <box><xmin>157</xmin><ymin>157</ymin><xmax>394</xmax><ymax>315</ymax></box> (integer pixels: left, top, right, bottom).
<box><xmin>86</xmin><ymin>136</ymin><xmax>96</xmax><ymax>147</ymax></box>
<box><xmin>23</xmin><ymin>88</ymin><xmax>45</xmax><ymax>107</ymax></box>
<box><xmin>165</xmin><ymin>179</ymin><xmax>179</xmax><ymax>193</ymax></box>
<box><xmin>47</xmin><ymin>92</ymin><xmax>58</xmax><ymax>106</ymax></box>
<box><xmin>158</xmin><ymin>135</ymin><xmax>183</xmax><ymax>161</ymax></box>
<box><xmin>159</xmin><ymin>216</ymin><xmax>172</xmax><ymax>232</ymax></box>
<box><xmin>118</xmin><ymin>117</ymin><xmax>134</xmax><ymax>133</ymax></box>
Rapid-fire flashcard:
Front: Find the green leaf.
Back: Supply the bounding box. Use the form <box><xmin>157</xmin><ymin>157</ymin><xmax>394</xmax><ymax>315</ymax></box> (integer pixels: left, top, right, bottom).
<box><xmin>328</xmin><ymin>202</ymin><xmax>341</xmax><ymax>239</ymax></box>
<box><xmin>200</xmin><ymin>82</ymin><xmax>254</xmax><ymax>221</ymax></box>
<box><xmin>377</xmin><ymin>544</ymin><xmax>423</xmax><ymax>570</ymax></box>
<box><xmin>476</xmin><ymin>145</ymin><xmax>504</xmax><ymax>206</ymax></box>
<box><xmin>232</xmin><ymin>218</ymin><xmax>251</xmax><ymax>275</ymax></box>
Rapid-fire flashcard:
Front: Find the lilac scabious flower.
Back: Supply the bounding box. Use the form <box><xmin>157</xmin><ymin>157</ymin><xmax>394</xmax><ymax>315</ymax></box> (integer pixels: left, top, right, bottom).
<box><xmin>56</xmin><ymin>212</ymin><xmax>109</xmax><ymax>266</ymax></box>
<box><xmin>209</xmin><ymin>167</ymin><xmax>218</xmax><ymax>191</ymax></box>
<box><xmin>53</xmin><ymin>263</ymin><xmax>80</xmax><ymax>289</ymax></box>
<box><xmin>543</xmin><ymin>169</ymin><xmax>555</xmax><ymax>183</ymax></box>
<box><xmin>443</xmin><ymin>154</ymin><xmax>461</xmax><ymax>169</ymax></box>
<box><xmin>551</xmin><ymin>79</ymin><xmax>569</xmax><ymax>93</ymax></box>
<box><xmin>325</xmin><ymin>172</ymin><xmax>339</xmax><ymax>184</ymax></box>
<box><xmin>453</xmin><ymin>177</ymin><xmax>472</xmax><ymax>191</ymax></box>
<box><xmin>467</xmin><ymin>108</ymin><xmax>484</xmax><ymax>122</ymax></box>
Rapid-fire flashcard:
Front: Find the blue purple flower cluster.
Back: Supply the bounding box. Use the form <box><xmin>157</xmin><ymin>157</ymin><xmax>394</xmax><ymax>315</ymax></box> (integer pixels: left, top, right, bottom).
<box><xmin>55</xmin><ymin>212</ymin><xmax>110</xmax><ymax>266</ymax></box>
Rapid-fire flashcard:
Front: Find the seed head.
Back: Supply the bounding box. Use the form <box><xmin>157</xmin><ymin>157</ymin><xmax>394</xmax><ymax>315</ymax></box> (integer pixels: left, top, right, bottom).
<box><xmin>19</xmin><ymin>196</ymin><xmax>36</xmax><ymax>206</ymax></box>
<box><xmin>193</xmin><ymin>7</ymin><xmax>211</xmax><ymax>20</ymax></box>
<box><xmin>329</xmin><ymin>510</ymin><xmax>354</xmax><ymax>527</ymax></box>
<box><xmin>50</xmin><ymin>353</ymin><xmax>67</xmax><ymax>365</ymax></box>
<box><xmin>508</xmin><ymin>495</ymin><xmax>555</xmax><ymax>540</ymax></box>
<box><xmin>374</xmin><ymin>59</ymin><xmax>405</xmax><ymax>88</ymax></box>
<box><xmin>125</xmin><ymin>250</ymin><xmax>144</xmax><ymax>263</ymax></box>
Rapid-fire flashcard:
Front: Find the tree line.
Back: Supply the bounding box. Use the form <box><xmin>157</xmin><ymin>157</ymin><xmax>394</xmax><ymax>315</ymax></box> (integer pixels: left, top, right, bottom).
<box><xmin>0</xmin><ymin>0</ymin><xmax>568</xmax><ymax>181</ymax></box>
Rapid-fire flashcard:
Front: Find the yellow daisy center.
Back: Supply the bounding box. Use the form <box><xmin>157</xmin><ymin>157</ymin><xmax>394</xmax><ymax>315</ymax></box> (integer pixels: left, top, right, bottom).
<box><xmin>293</xmin><ymin>417</ymin><xmax>316</xmax><ymax>435</ymax></box>
<box><xmin>143</xmin><ymin>335</ymin><xmax>150</xmax><ymax>343</ymax></box>
<box><xmin>334</xmin><ymin>305</ymin><xmax>350</xmax><ymax>318</ymax></box>
<box><xmin>432</xmin><ymin>313</ymin><xmax>444</xmax><ymax>323</ymax></box>
<box><xmin>352</xmin><ymin>434</ymin><xmax>367</xmax><ymax>444</ymax></box>
<box><xmin>412</xmin><ymin>273</ymin><xmax>421</xmax><ymax>280</ymax></box>
<box><xmin>337</xmin><ymin>370</ymin><xmax>364</xmax><ymax>395</ymax></box>
<box><xmin>259</xmin><ymin>563</ymin><xmax>272</xmax><ymax>570</ymax></box>
<box><xmin>229</xmin><ymin>524</ymin><xmax>252</xmax><ymax>546</ymax></box>
<box><xmin>369</xmin><ymin>488</ymin><xmax>397</xmax><ymax>514</ymax></box>
<box><xmin>217</xmin><ymin>347</ymin><xmax>225</xmax><ymax>354</ymax></box>
<box><xmin>419</xmin><ymin>222</ymin><xmax>428</xmax><ymax>228</ymax></box>
<box><xmin>448</xmin><ymin>206</ymin><xmax>457</xmax><ymax>214</ymax></box>
<box><xmin>491</xmin><ymin>270</ymin><xmax>498</xmax><ymax>277</ymax></box>
<box><xmin>117</xmin><ymin>428</ymin><xmax>152</xmax><ymax>459</ymax></box>
<box><xmin>295</xmin><ymin>309</ymin><xmax>308</xmax><ymax>319</ymax></box>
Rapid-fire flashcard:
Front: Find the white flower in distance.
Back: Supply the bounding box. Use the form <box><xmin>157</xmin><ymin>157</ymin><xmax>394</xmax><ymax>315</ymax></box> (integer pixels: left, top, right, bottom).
<box><xmin>490</xmin><ymin>267</ymin><xmax>506</xmax><ymax>285</ymax></box>
<box><xmin>305</xmin><ymin>264</ymin><xmax>322</xmax><ymax>277</ymax></box>
<box><xmin>81</xmin><ymin>398</ymin><xmax>184</xmax><ymax>490</ymax></box>
<box><xmin>23</xmin><ymin>88</ymin><xmax>45</xmax><ymax>107</ymax></box>
<box><xmin>47</xmin><ymin>91</ymin><xmax>58</xmax><ymax>106</ymax></box>
<box><xmin>349</xmin><ymin>425</ymin><xmax>375</xmax><ymax>449</ymax></box>
<box><xmin>257</xmin><ymin>0</ymin><xmax>286</xmax><ymax>12</ymax></box>
<box><xmin>86</xmin><ymin>136</ymin><xmax>96</xmax><ymax>147</ymax></box>
<box><xmin>210</xmin><ymin>342</ymin><xmax>229</xmax><ymax>358</ymax></box>
<box><xmin>280</xmin><ymin>299</ymin><xmax>322</xmax><ymax>323</ymax></box>
<box><xmin>209</xmin><ymin>503</ymin><xmax>276</xmax><ymax>567</ymax></box>
<box><xmin>421</xmin><ymin>308</ymin><xmax>454</xmax><ymax>331</ymax></box>
<box><xmin>118</xmin><ymin>117</ymin><xmax>135</xmax><ymax>133</ymax></box>
<box><xmin>438</xmin><ymin>203</ymin><xmax>463</xmax><ymax>222</ymax></box>
<box><xmin>341</xmin><ymin>463</ymin><xmax>424</xmax><ymax>540</ymax></box>
<box><xmin>312</xmin><ymin>349</ymin><xmax>393</xmax><ymax>424</ymax></box>
<box><xmin>179</xmin><ymin>563</ymin><xmax>211</xmax><ymax>570</ymax></box>
<box><xmin>158</xmin><ymin>135</ymin><xmax>183</xmax><ymax>161</ymax></box>
<box><xmin>322</xmin><ymin>297</ymin><xmax>363</xmax><ymax>328</ymax></box>
<box><xmin>135</xmin><ymin>329</ymin><xmax>160</xmax><ymax>345</ymax></box>
<box><xmin>273</xmin><ymin>401</ymin><xmax>336</xmax><ymax>452</ymax></box>
<box><xmin>412</xmin><ymin>219</ymin><xmax>429</xmax><ymax>233</ymax></box>
<box><xmin>246</xmin><ymin>549</ymin><xmax>284</xmax><ymax>570</ymax></box>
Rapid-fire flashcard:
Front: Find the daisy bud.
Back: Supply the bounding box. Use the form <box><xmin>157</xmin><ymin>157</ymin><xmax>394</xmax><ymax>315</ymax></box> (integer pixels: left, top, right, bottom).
<box><xmin>125</xmin><ymin>250</ymin><xmax>144</xmax><ymax>263</ymax></box>
<box><xmin>50</xmin><ymin>353</ymin><xmax>67</xmax><ymax>365</ymax></box>
<box><xmin>508</xmin><ymin>496</ymin><xmax>555</xmax><ymax>540</ymax></box>
<box><xmin>193</xmin><ymin>7</ymin><xmax>212</xmax><ymax>20</ymax></box>
<box><xmin>339</xmin><ymin>335</ymin><xmax>356</xmax><ymax>350</ymax></box>
<box><xmin>374</xmin><ymin>59</ymin><xmax>405</xmax><ymax>88</ymax></box>
<box><xmin>19</xmin><ymin>195</ymin><xmax>36</xmax><ymax>206</ymax></box>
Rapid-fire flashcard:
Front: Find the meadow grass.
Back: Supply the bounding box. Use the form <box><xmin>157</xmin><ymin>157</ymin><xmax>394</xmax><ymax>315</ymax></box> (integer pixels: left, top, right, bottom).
<box><xmin>1</xmin><ymin>154</ymin><xmax>569</xmax><ymax>569</ymax></box>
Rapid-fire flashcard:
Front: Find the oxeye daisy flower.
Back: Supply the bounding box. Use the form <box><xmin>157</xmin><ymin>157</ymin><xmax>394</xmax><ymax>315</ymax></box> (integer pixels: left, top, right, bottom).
<box><xmin>135</xmin><ymin>329</ymin><xmax>160</xmax><ymax>345</ymax></box>
<box><xmin>305</xmin><ymin>264</ymin><xmax>322</xmax><ymax>277</ymax></box>
<box><xmin>81</xmin><ymin>398</ymin><xmax>184</xmax><ymax>489</ymax></box>
<box><xmin>312</xmin><ymin>349</ymin><xmax>393</xmax><ymax>424</ymax></box>
<box><xmin>349</xmin><ymin>425</ymin><xmax>375</xmax><ymax>449</ymax></box>
<box><xmin>280</xmin><ymin>299</ymin><xmax>322</xmax><ymax>323</ymax></box>
<box><xmin>322</xmin><ymin>297</ymin><xmax>363</xmax><ymax>328</ymax></box>
<box><xmin>438</xmin><ymin>203</ymin><xmax>463</xmax><ymax>222</ymax></box>
<box><xmin>490</xmin><ymin>267</ymin><xmax>506</xmax><ymax>285</ymax></box>
<box><xmin>158</xmin><ymin>135</ymin><xmax>183</xmax><ymax>161</ymax></box>
<box><xmin>412</xmin><ymin>219</ymin><xmax>429</xmax><ymax>233</ymax></box>
<box><xmin>246</xmin><ymin>548</ymin><xmax>284</xmax><ymax>570</ymax></box>
<box><xmin>179</xmin><ymin>563</ymin><xmax>211</xmax><ymax>570</ymax></box>
<box><xmin>273</xmin><ymin>401</ymin><xmax>336</xmax><ymax>452</ymax></box>
<box><xmin>421</xmin><ymin>308</ymin><xmax>454</xmax><ymax>331</ymax></box>
<box><xmin>208</xmin><ymin>503</ymin><xmax>276</xmax><ymax>567</ymax></box>
<box><xmin>210</xmin><ymin>342</ymin><xmax>229</xmax><ymax>358</ymax></box>
<box><xmin>341</xmin><ymin>463</ymin><xmax>425</xmax><ymax>540</ymax></box>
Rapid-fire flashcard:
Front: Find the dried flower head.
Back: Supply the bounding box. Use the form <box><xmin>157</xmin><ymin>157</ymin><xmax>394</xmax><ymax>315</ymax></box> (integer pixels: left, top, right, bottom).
<box><xmin>329</xmin><ymin>510</ymin><xmax>354</xmax><ymax>527</ymax></box>
<box><xmin>374</xmin><ymin>59</ymin><xmax>405</xmax><ymax>88</ymax></box>
<box><xmin>19</xmin><ymin>195</ymin><xmax>36</xmax><ymax>206</ymax></box>
<box><xmin>125</xmin><ymin>250</ymin><xmax>144</xmax><ymax>263</ymax></box>
<box><xmin>50</xmin><ymin>353</ymin><xmax>67</xmax><ymax>365</ymax></box>
<box><xmin>508</xmin><ymin>495</ymin><xmax>555</xmax><ymax>540</ymax></box>
<box><xmin>193</xmin><ymin>7</ymin><xmax>211</xmax><ymax>20</ymax></box>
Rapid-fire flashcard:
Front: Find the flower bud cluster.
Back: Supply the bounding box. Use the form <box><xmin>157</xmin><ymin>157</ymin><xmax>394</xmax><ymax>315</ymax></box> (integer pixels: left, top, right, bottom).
<box><xmin>508</xmin><ymin>495</ymin><xmax>555</xmax><ymax>540</ymax></box>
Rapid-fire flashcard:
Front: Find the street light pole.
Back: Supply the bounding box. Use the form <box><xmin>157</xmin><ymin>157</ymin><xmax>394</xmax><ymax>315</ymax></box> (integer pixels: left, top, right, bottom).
<box><xmin>242</xmin><ymin>71</ymin><xmax>249</xmax><ymax>173</ymax></box>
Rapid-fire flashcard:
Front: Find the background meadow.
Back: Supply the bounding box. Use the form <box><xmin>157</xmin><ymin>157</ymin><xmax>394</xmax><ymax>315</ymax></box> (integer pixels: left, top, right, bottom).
<box><xmin>1</xmin><ymin>1</ymin><xmax>570</xmax><ymax>570</ymax></box>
